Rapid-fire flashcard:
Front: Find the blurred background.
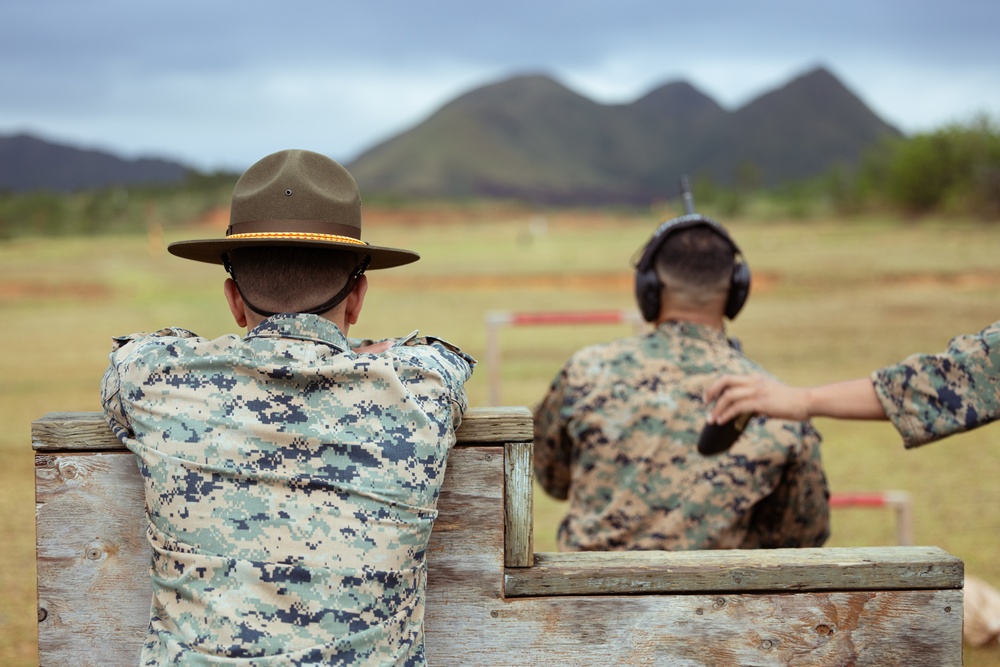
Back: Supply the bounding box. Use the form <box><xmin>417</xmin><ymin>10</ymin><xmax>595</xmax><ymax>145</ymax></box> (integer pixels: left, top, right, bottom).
<box><xmin>3</xmin><ymin>1</ymin><xmax>1000</xmax><ymax>664</ymax></box>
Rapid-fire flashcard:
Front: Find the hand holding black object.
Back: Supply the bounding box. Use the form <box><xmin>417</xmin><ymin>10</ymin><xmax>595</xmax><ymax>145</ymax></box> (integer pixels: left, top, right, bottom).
<box><xmin>697</xmin><ymin>413</ymin><xmax>752</xmax><ymax>455</ymax></box>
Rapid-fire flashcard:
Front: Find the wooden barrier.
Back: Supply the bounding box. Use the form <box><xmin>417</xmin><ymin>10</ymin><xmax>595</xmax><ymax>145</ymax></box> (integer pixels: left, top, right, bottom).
<box><xmin>34</xmin><ymin>408</ymin><xmax>964</xmax><ymax>666</ymax></box>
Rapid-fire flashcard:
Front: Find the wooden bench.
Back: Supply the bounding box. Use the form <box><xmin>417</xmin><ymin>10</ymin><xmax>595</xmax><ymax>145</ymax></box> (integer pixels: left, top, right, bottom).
<box><xmin>33</xmin><ymin>408</ymin><xmax>964</xmax><ymax>666</ymax></box>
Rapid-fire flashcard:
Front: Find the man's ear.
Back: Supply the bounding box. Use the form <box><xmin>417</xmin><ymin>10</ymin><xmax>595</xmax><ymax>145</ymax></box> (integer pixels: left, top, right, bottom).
<box><xmin>224</xmin><ymin>278</ymin><xmax>249</xmax><ymax>328</ymax></box>
<box><xmin>344</xmin><ymin>274</ymin><xmax>368</xmax><ymax>326</ymax></box>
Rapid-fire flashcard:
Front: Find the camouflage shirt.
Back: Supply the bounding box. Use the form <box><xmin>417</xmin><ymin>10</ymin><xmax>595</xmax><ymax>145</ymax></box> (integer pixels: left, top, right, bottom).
<box><xmin>533</xmin><ymin>320</ymin><xmax>830</xmax><ymax>552</ymax></box>
<box><xmin>872</xmin><ymin>320</ymin><xmax>1000</xmax><ymax>448</ymax></box>
<box><xmin>100</xmin><ymin>314</ymin><xmax>474</xmax><ymax>666</ymax></box>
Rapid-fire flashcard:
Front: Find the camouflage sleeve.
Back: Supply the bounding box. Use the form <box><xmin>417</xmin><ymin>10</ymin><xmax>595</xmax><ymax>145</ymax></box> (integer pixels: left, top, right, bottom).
<box><xmin>390</xmin><ymin>335</ymin><xmax>475</xmax><ymax>415</ymax></box>
<box><xmin>532</xmin><ymin>363</ymin><xmax>578</xmax><ymax>501</ymax></box>
<box><xmin>100</xmin><ymin>362</ymin><xmax>130</xmax><ymax>443</ymax></box>
<box><xmin>742</xmin><ymin>420</ymin><xmax>831</xmax><ymax>548</ymax></box>
<box><xmin>100</xmin><ymin>328</ymin><xmax>201</xmax><ymax>444</ymax></box>
<box><xmin>871</xmin><ymin>321</ymin><xmax>1000</xmax><ymax>448</ymax></box>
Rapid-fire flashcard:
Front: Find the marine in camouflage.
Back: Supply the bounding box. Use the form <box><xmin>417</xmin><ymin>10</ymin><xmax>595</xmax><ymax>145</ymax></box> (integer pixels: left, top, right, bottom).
<box><xmin>872</xmin><ymin>319</ymin><xmax>1000</xmax><ymax>448</ymax></box>
<box><xmin>533</xmin><ymin>320</ymin><xmax>830</xmax><ymax>552</ymax></box>
<box><xmin>101</xmin><ymin>313</ymin><xmax>474</xmax><ymax>666</ymax></box>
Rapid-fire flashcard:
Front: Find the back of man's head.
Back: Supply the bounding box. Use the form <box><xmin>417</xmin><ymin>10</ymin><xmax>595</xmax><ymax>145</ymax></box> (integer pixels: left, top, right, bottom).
<box><xmin>227</xmin><ymin>246</ymin><xmax>358</xmax><ymax>316</ymax></box>
<box><xmin>654</xmin><ymin>227</ymin><xmax>735</xmax><ymax>308</ymax></box>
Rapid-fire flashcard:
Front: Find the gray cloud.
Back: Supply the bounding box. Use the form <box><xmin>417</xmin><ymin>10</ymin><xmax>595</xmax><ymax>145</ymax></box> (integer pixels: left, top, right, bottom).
<box><xmin>2</xmin><ymin>0</ymin><xmax>998</xmax><ymax>171</ymax></box>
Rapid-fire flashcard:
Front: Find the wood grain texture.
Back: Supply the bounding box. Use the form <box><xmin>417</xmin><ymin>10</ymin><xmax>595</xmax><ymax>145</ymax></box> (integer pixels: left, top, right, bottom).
<box><xmin>35</xmin><ymin>452</ymin><xmax>149</xmax><ymax>665</ymax></box>
<box><xmin>503</xmin><ymin>441</ymin><xmax>534</xmax><ymax>567</ymax></box>
<box><xmin>33</xmin><ymin>411</ymin><xmax>965</xmax><ymax>666</ymax></box>
<box><xmin>427</xmin><ymin>589</ymin><xmax>963</xmax><ymax>667</ymax></box>
<box><xmin>505</xmin><ymin>546</ymin><xmax>964</xmax><ymax>597</ymax></box>
<box><xmin>35</xmin><ymin>446</ymin><xmax>506</xmax><ymax>666</ymax></box>
<box><xmin>31</xmin><ymin>407</ymin><xmax>532</xmax><ymax>452</ymax></box>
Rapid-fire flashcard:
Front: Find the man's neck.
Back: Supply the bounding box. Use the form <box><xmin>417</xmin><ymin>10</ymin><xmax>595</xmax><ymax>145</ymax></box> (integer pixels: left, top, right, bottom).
<box><xmin>656</xmin><ymin>308</ymin><xmax>725</xmax><ymax>331</ymax></box>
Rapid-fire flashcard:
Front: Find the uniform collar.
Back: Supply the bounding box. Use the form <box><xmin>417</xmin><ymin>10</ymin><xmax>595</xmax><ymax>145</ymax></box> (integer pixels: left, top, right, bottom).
<box><xmin>655</xmin><ymin>319</ymin><xmax>731</xmax><ymax>346</ymax></box>
<box><xmin>245</xmin><ymin>313</ymin><xmax>350</xmax><ymax>352</ymax></box>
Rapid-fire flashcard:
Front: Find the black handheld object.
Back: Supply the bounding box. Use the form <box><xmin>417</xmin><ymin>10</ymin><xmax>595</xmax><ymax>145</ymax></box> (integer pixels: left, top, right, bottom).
<box><xmin>697</xmin><ymin>413</ymin><xmax>753</xmax><ymax>456</ymax></box>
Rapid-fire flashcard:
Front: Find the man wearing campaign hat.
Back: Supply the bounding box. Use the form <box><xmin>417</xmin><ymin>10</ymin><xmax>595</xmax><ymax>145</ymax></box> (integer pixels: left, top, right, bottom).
<box><xmin>101</xmin><ymin>149</ymin><xmax>474</xmax><ymax>666</ymax></box>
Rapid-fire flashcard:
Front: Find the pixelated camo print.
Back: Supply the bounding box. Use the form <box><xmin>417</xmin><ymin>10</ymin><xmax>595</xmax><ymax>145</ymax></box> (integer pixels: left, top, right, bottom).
<box><xmin>101</xmin><ymin>314</ymin><xmax>474</xmax><ymax>666</ymax></box>
<box><xmin>533</xmin><ymin>320</ymin><xmax>829</xmax><ymax>552</ymax></box>
<box><xmin>872</xmin><ymin>320</ymin><xmax>1000</xmax><ymax>449</ymax></box>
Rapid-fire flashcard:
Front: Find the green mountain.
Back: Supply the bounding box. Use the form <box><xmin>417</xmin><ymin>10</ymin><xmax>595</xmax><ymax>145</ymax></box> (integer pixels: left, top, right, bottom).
<box><xmin>348</xmin><ymin>66</ymin><xmax>900</xmax><ymax>204</ymax></box>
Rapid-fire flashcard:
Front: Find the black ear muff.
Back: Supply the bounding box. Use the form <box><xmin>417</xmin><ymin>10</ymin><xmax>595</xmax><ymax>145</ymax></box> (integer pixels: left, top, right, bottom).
<box><xmin>634</xmin><ymin>266</ymin><xmax>662</xmax><ymax>322</ymax></box>
<box><xmin>725</xmin><ymin>260</ymin><xmax>751</xmax><ymax>320</ymax></box>
<box><xmin>633</xmin><ymin>216</ymin><xmax>680</xmax><ymax>323</ymax></box>
<box><xmin>633</xmin><ymin>214</ymin><xmax>751</xmax><ymax>323</ymax></box>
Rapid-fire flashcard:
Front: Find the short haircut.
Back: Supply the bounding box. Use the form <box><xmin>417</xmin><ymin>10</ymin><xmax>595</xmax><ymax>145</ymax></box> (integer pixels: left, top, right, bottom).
<box><xmin>654</xmin><ymin>226</ymin><xmax>735</xmax><ymax>296</ymax></box>
<box><xmin>227</xmin><ymin>246</ymin><xmax>359</xmax><ymax>314</ymax></box>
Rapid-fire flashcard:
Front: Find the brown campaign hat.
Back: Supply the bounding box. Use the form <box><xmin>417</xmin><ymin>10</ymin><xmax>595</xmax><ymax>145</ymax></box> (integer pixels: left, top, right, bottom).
<box><xmin>167</xmin><ymin>149</ymin><xmax>419</xmax><ymax>270</ymax></box>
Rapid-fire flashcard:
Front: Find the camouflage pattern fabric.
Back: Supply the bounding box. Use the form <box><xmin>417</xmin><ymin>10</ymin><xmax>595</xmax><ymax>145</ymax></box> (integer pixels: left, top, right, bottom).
<box><xmin>872</xmin><ymin>319</ymin><xmax>1000</xmax><ymax>448</ymax></box>
<box><xmin>101</xmin><ymin>314</ymin><xmax>474</xmax><ymax>666</ymax></box>
<box><xmin>534</xmin><ymin>320</ymin><xmax>829</xmax><ymax>552</ymax></box>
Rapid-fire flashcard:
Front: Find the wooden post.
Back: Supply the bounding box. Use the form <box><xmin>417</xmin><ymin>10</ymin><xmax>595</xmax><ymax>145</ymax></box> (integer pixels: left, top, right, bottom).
<box><xmin>504</xmin><ymin>441</ymin><xmax>534</xmax><ymax>567</ymax></box>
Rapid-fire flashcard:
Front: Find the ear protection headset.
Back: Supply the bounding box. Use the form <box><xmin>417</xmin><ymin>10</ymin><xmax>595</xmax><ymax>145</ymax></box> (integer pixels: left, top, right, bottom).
<box><xmin>633</xmin><ymin>180</ymin><xmax>751</xmax><ymax>323</ymax></box>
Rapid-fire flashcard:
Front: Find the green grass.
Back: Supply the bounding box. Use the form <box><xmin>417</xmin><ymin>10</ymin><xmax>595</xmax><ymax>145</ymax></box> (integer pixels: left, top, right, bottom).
<box><xmin>4</xmin><ymin>209</ymin><xmax>1000</xmax><ymax>664</ymax></box>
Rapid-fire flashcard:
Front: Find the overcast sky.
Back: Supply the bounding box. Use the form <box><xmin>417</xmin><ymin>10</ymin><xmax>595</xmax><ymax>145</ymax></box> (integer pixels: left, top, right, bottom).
<box><xmin>2</xmin><ymin>1</ymin><xmax>997</xmax><ymax>172</ymax></box>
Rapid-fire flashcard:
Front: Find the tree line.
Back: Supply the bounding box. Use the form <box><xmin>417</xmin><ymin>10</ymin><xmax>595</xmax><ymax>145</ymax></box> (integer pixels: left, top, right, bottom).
<box><xmin>855</xmin><ymin>113</ymin><xmax>1000</xmax><ymax>218</ymax></box>
<box><xmin>695</xmin><ymin>114</ymin><xmax>1000</xmax><ymax>221</ymax></box>
<box><xmin>1</xmin><ymin>115</ymin><xmax>998</xmax><ymax>239</ymax></box>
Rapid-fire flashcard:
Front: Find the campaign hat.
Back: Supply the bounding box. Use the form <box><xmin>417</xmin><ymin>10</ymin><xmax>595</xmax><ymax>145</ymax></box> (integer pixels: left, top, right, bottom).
<box><xmin>168</xmin><ymin>149</ymin><xmax>418</xmax><ymax>269</ymax></box>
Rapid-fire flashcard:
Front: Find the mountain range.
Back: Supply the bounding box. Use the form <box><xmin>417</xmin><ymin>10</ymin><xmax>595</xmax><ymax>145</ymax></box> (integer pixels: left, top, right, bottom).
<box><xmin>1</xmin><ymin>66</ymin><xmax>900</xmax><ymax>204</ymax></box>
<box><xmin>347</xmin><ymin>66</ymin><xmax>900</xmax><ymax>204</ymax></box>
<box><xmin>0</xmin><ymin>133</ymin><xmax>189</xmax><ymax>192</ymax></box>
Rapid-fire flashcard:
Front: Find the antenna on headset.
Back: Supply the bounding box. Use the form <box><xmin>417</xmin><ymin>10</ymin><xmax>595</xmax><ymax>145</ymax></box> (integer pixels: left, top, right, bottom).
<box><xmin>679</xmin><ymin>176</ymin><xmax>695</xmax><ymax>215</ymax></box>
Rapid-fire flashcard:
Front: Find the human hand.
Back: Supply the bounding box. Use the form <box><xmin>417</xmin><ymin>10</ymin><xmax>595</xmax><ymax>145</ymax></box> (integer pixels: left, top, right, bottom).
<box><xmin>352</xmin><ymin>340</ymin><xmax>393</xmax><ymax>355</ymax></box>
<box><xmin>704</xmin><ymin>374</ymin><xmax>810</xmax><ymax>424</ymax></box>
<box><xmin>352</xmin><ymin>330</ymin><xmax>420</xmax><ymax>355</ymax></box>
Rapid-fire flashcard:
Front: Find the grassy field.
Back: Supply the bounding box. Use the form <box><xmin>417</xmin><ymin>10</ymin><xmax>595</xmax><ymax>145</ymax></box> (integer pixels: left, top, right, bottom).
<box><xmin>3</xmin><ymin>205</ymin><xmax>1000</xmax><ymax>664</ymax></box>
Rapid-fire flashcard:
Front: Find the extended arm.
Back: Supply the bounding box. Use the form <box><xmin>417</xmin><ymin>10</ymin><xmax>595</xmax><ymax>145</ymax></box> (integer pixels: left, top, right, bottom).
<box><xmin>705</xmin><ymin>375</ymin><xmax>887</xmax><ymax>425</ymax></box>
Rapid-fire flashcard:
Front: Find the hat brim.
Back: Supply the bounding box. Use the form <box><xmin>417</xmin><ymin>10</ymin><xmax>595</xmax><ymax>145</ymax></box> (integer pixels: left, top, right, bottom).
<box><xmin>167</xmin><ymin>237</ymin><xmax>419</xmax><ymax>270</ymax></box>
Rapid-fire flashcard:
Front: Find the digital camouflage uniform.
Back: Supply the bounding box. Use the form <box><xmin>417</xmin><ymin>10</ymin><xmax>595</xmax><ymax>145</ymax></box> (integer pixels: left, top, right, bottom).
<box><xmin>872</xmin><ymin>320</ymin><xmax>1000</xmax><ymax>448</ymax></box>
<box><xmin>101</xmin><ymin>314</ymin><xmax>474</xmax><ymax>667</ymax></box>
<box><xmin>534</xmin><ymin>320</ymin><xmax>830</xmax><ymax>552</ymax></box>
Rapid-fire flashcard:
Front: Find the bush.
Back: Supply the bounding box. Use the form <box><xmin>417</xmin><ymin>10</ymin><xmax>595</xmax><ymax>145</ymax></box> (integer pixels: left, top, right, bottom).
<box><xmin>857</xmin><ymin>114</ymin><xmax>1000</xmax><ymax>218</ymax></box>
<box><xmin>0</xmin><ymin>171</ymin><xmax>237</xmax><ymax>239</ymax></box>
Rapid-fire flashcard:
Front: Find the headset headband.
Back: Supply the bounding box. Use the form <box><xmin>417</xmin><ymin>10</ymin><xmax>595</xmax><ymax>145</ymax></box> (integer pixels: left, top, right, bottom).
<box><xmin>633</xmin><ymin>214</ymin><xmax>742</xmax><ymax>272</ymax></box>
<box><xmin>633</xmin><ymin>214</ymin><xmax>751</xmax><ymax>322</ymax></box>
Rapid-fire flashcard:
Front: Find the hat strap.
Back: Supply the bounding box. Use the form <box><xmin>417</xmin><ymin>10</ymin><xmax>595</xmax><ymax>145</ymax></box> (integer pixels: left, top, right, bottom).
<box><xmin>224</xmin><ymin>254</ymin><xmax>372</xmax><ymax>318</ymax></box>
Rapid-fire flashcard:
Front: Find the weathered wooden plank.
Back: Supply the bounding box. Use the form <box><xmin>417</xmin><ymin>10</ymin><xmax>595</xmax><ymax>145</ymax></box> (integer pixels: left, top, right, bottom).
<box><xmin>503</xmin><ymin>441</ymin><xmax>534</xmax><ymax>568</ymax></box>
<box><xmin>34</xmin><ymin>410</ymin><xmax>966</xmax><ymax>667</ymax></box>
<box><xmin>35</xmin><ymin>446</ymin><xmax>506</xmax><ymax>666</ymax></box>
<box><xmin>504</xmin><ymin>546</ymin><xmax>964</xmax><ymax>597</ymax></box>
<box><xmin>31</xmin><ymin>406</ymin><xmax>532</xmax><ymax>452</ymax></box>
<box><xmin>427</xmin><ymin>446</ymin><xmax>505</xmax><ymax>600</ymax></box>
<box><xmin>32</xmin><ymin>412</ymin><xmax>118</xmax><ymax>452</ymax></box>
<box><xmin>35</xmin><ymin>452</ymin><xmax>149</xmax><ymax>666</ymax></box>
<box><xmin>453</xmin><ymin>406</ymin><xmax>533</xmax><ymax>444</ymax></box>
<box><xmin>427</xmin><ymin>588</ymin><xmax>963</xmax><ymax>666</ymax></box>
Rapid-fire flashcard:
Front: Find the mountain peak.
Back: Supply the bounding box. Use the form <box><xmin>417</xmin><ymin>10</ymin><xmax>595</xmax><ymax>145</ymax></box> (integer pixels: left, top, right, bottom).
<box><xmin>349</xmin><ymin>66</ymin><xmax>900</xmax><ymax>202</ymax></box>
<box><xmin>444</xmin><ymin>72</ymin><xmax>595</xmax><ymax>113</ymax></box>
<box><xmin>3</xmin><ymin>66</ymin><xmax>901</xmax><ymax>202</ymax></box>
